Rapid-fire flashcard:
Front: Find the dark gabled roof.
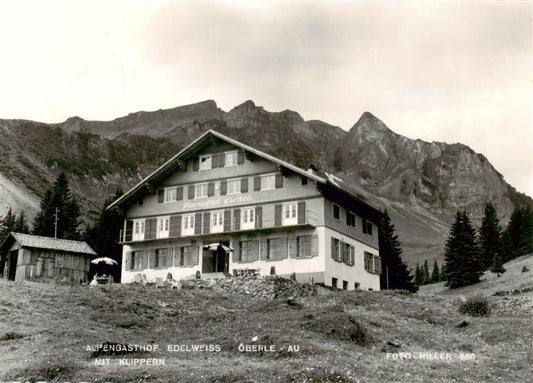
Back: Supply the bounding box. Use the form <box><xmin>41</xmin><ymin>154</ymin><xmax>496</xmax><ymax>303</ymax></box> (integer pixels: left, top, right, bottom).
<box><xmin>1</xmin><ymin>232</ymin><xmax>96</xmax><ymax>255</ymax></box>
<box><xmin>107</xmin><ymin>129</ymin><xmax>382</xmax><ymax>219</ymax></box>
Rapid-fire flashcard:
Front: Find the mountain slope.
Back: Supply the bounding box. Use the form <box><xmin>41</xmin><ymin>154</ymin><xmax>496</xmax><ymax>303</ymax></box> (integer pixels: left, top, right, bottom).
<box><xmin>0</xmin><ymin>100</ymin><xmax>531</xmax><ymax>265</ymax></box>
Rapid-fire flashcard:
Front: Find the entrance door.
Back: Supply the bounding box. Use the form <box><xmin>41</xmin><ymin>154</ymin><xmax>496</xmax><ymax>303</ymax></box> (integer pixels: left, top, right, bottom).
<box><xmin>202</xmin><ymin>241</ymin><xmax>230</xmax><ymax>274</ymax></box>
<box><xmin>7</xmin><ymin>250</ymin><xmax>17</xmax><ymax>281</ymax></box>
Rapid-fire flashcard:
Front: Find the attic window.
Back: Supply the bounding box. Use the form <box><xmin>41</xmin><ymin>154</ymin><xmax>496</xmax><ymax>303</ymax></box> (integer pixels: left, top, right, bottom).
<box><xmin>301</xmin><ymin>178</ymin><xmax>308</xmax><ymax>186</ymax></box>
<box><xmin>225</xmin><ymin>151</ymin><xmax>238</xmax><ymax>167</ymax></box>
<box><xmin>199</xmin><ymin>155</ymin><xmax>212</xmax><ymax>170</ymax></box>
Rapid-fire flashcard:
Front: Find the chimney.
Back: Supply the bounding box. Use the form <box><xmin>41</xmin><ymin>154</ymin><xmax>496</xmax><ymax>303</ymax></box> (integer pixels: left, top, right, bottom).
<box><xmin>306</xmin><ymin>163</ymin><xmax>318</xmax><ymax>175</ymax></box>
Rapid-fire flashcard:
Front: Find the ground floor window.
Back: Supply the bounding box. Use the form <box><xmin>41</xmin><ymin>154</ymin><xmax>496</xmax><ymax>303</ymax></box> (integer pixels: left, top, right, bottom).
<box><xmin>332</xmin><ymin>277</ymin><xmax>338</xmax><ymax>288</ymax></box>
<box><xmin>176</xmin><ymin>246</ymin><xmax>198</xmax><ymax>266</ymax></box>
<box><xmin>267</xmin><ymin>238</ymin><xmax>287</xmax><ymax>261</ymax></box>
<box><xmin>364</xmin><ymin>251</ymin><xmax>381</xmax><ymax>274</ymax></box>
<box><xmin>155</xmin><ymin>248</ymin><xmax>170</xmax><ymax>268</ymax></box>
<box><xmin>296</xmin><ymin>235</ymin><xmax>312</xmax><ymax>258</ymax></box>
<box><xmin>238</xmin><ymin>240</ymin><xmax>258</xmax><ymax>263</ymax></box>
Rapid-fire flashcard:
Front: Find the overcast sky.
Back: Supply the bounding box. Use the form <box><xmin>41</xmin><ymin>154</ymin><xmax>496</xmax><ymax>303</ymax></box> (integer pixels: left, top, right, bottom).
<box><xmin>0</xmin><ymin>1</ymin><xmax>531</xmax><ymax>196</ymax></box>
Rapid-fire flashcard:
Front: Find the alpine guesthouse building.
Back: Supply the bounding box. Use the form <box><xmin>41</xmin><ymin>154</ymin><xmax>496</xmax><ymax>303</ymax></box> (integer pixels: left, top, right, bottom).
<box><xmin>109</xmin><ymin>130</ymin><xmax>382</xmax><ymax>290</ymax></box>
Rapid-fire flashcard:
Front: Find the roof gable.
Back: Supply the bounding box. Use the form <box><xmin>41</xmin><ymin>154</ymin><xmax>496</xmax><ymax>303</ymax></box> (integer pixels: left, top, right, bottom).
<box><xmin>107</xmin><ymin>130</ymin><xmax>382</xmax><ymax>218</ymax></box>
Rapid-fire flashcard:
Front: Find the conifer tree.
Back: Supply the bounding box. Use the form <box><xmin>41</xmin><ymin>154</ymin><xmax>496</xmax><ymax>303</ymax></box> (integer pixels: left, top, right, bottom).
<box><xmin>414</xmin><ymin>263</ymin><xmax>423</xmax><ymax>286</ymax></box>
<box><xmin>0</xmin><ymin>208</ymin><xmax>30</xmax><ymax>276</ymax></box>
<box><xmin>378</xmin><ymin>210</ymin><xmax>416</xmax><ymax>292</ymax></box>
<box><xmin>431</xmin><ymin>260</ymin><xmax>440</xmax><ymax>283</ymax></box>
<box><xmin>502</xmin><ymin>206</ymin><xmax>533</xmax><ymax>260</ymax></box>
<box><xmin>439</xmin><ymin>262</ymin><xmax>447</xmax><ymax>282</ymax></box>
<box><xmin>443</xmin><ymin>210</ymin><xmax>482</xmax><ymax>288</ymax></box>
<box><xmin>478</xmin><ymin>202</ymin><xmax>502</xmax><ymax>270</ymax></box>
<box><xmin>490</xmin><ymin>252</ymin><xmax>506</xmax><ymax>277</ymax></box>
<box><xmin>422</xmin><ymin>259</ymin><xmax>430</xmax><ymax>285</ymax></box>
<box><xmin>33</xmin><ymin>172</ymin><xmax>81</xmax><ymax>240</ymax></box>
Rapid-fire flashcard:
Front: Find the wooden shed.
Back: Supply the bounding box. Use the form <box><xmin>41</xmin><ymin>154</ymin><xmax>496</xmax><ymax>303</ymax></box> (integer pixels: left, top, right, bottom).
<box><xmin>0</xmin><ymin>232</ymin><xmax>96</xmax><ymax>283</ymax></box>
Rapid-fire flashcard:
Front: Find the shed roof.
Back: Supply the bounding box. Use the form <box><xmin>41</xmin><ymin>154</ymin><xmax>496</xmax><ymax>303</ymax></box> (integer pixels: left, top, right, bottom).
<box><xmin>3</xmin><ymin>232</ymin><xmax>97</xmax><ymax>255</ymax></box>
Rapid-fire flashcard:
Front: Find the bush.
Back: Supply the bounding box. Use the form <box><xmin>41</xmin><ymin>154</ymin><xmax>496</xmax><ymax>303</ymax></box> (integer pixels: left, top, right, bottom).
<box><xmin>0</xmin><ymin>332</ymin><xmax>23</xmax><ymax>341</ymax></box>
<box><xmin>459</xmin><ymin>296</ymin><xmax>490</xmax><ymax>317</ymax></box>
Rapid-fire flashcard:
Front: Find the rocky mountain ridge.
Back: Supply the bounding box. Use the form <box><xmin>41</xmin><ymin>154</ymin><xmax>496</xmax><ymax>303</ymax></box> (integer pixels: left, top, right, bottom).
<box><xmin>0</xmin><ymin>100</ymin><xmax>530</xmax><ymax>264</ymax></box>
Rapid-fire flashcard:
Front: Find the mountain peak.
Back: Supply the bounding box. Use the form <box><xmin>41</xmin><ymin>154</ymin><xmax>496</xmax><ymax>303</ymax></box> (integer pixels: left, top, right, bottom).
<box><xmin>349</xmin><ymin>111</ymin><xmax>394</xmax><ymax>136</ymax></box>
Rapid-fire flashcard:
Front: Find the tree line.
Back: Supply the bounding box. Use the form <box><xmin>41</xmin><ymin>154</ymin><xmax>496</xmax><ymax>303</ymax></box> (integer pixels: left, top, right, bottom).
<box><xmin>378</xmin><ymin>201</ymin><xmax>533</xmax><ymax>291</ymax></box>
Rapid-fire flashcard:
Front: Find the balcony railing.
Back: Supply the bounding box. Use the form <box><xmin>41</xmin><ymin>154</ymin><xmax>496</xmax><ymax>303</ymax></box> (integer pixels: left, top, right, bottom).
<box><xmin>119</xmin><ymin>209</ymin><xmax>318</xmax><ymax>244</ymax></box>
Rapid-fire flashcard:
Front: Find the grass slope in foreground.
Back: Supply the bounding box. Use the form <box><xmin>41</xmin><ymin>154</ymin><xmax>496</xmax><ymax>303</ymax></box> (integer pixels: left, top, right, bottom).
<box><xmin>1</xmin><ymin>256</ymin><xmax>532</xmax><ymax>383</ymax></box>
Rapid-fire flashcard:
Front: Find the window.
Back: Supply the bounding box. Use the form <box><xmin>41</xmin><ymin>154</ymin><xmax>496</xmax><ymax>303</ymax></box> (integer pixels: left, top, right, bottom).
<box><xmin>331</xmin><ymin>237</ymin><xmax>354</xmax><ymax>266</ymax></box>
<box><xmin>211</xmin><ymin>211</ymin><xmax>224</xmax><ymax>233</ymax></box>
<box><xmin>225</xmin><ymin>151</ymin><xmax>238</xmax><ymax>167</ymax></box>
<box><xmin>374</xmin><ymin>255</ymin><xmax>382</xmax><ymax>275</ymax></box>
<box><xmin>333</xmin><ymin>204</ymin><xmax>340</xmax><ymax>220</ymax></box>
<box><xmin>132</xmin><ymin>250</ymin><xmax>148</xmax><ymax>270</ymax></box>
<box><xmin>267</xmin><ymin>238</ymin><xmax>286</xmax><ymax>261</ymax></box>
<box><xmin>332</xmin><ymin>277</ymin><xmax>338</xmax><ymax>288</ymax></box>
<box><xmin>296</xmin><ymin>236</ymin><xmax>312</xmax><ymax>258</ymax></box>
<box><xmin>164</xmin><ymin>187</ymin><xmax>178</xmax><ymax>202</ymax></box>
<box><xmin>282</xmin><ymin>203</ymin><xmax>297</xmax><ymax>226</ymax></box>
<box><xmin>199</xmin><ymin>155</ymin><xmax>212</xmax><ymax>170</ymax></box>
<box><xmin>364</xmin><ymin>251</ymin><xmax>381</xmax><ymax>274</ymax></box>
<box><xmin>155</xmin><ymin>248</ymin><xmax>169</xmax><ymax>268</ymax></box>
<box><xmin>301</xmin><ymin>178</ymin><xmax>308</xmax><ymax>186</ymax></box>
<box><xmin>157</xmin><ymin>216</ymin><xmax>170</xmax><ymax>239</ymax></box>
<box><xmin>347</xmin><ymin>211</ymin><xmax>356</xmax><ymax>227</ymax></box>
<box><xmin>132</xmin><ymin>219</ymin><xmax>145</xmax><ymax>241</ymax></box>
<box><xmin>343</xmin><ymin>280</ymin><xmax>348</xmax><ymax>290</ymax></box>
<box><xmin>182</xmin><ymin>214</ymin><xmax>195</xmax><ymax>236</ymax></box>
<box><xmin>331</xmin><ymin>237</ymin><xmax>341</xmax><ymax>261</ymax></box>
<box><xmin>238</xmin><ymin>240</ymin><xmax>257</xmax><ymax>263</ymax></box>
<box><xmin>177</xmin><ymin>246</ymin><xmax>197</xmax><ymax>266</ymax></box>
<box><xmin>227</xmin><ymin>179</ymin><xmax>241</xmax><ymax>195</ymax></box>
<box><xmin>195</xmin><ymin>183</ymin><xmax>208</xmax><ymax>199</ymax></box>
<box><xmin>363</xmin><ymin>219</ymin><xmax>373</xmax><ymax>235</ymax></box>
<box><xmin>241</xmin><ymin>208</ymin><xmax>255</xmax><ymax>230</ymax></box>
<box><xmin>261</xmin><ymin>174</ymin><xmax>276</xmax><ymax>190</ymax></box>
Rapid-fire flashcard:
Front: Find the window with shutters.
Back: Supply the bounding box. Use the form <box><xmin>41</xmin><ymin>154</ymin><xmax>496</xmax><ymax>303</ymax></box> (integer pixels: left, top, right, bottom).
<box><xmin>164</xmin><ymin>187</ymin><xmax>178</xmax><ymax>202</ymax></box>
<box><xmin>227</xmin><ymin>179</ymin><xmax>241</xmax><ymax>195</ymax></box>
<box><xmin>333</xmin><ymin>204</ymin><xmax>341</xmax><ymax>220</ymax></box>
<box><xmin>132</xmin><ymin>219</ymin><xmax>145</xmax><ymax>241</ymax></box>
<box><xmin>267</xmin><ymin>238</ymin><xmax>286</xmax><ymax>261</ymax></box>
<box><xmin>194</xmin><ymin>183</ymin><xmax>208</xmax><ymax>199</ymax></box>
<box><xmin>199</xmin><ymin>154</ymin><xmax>212</xmax><ymax>170</ymax></box>
<box><xmin>282</xmin><ymin>203</ymin><xmax>297</xmax><ymax>226</ymax></box>
<box><xmin>182</xmin><ymin>214</ymin><xmax>195</xmax><ymax>236</ymax></box>
<box><xmin>296</xmin><ymin>235</ymin><xmax>312</xmax><ymax>258</ymax></box>
<box><xmin>211</xmin><ymin>211</ymin><xmax>224</xmax><ymax>233</ymax></box>
<box><xmin>133</xmin><ymin>250</ymin><xmax>147</xmax><ymax>270</ymax></box>
<box><xmin>241</xmin><ymin>208</ymin><xmax>255</xmax><ymax>230</ymax></box>
<box><xmin>347</xmin><ymin>211</ymin><xmax>356</xmax><ymax>227</ymax></box>
<box><xmin>238</xmin><ymin>240</ymin><xmax>256</xmax><ymax>263</ymax></box>
<box><xmin>374</xmin><ymin>255</ymin><xmax>382</xmax><ymax>275</ymax></box>
<box><xmin>224</xmin><ymin>151</ymin><xmax>238</xmax><ymax>167</ymax></box>
<box><xmin>157</xmin><ymin>216</ymin><xmax>170</xmax><ymax>239</ymax></box>
<box><xmin>331</xmin><ymin>237</ymin><xmax>341</xmax><ymax>261</ymax></box>
<box><xmin>155</xmin><ymin>248</ymin><xmax>169</xmax><ymax>268</ymax></box>
<box><xmin>178</xmin><ymin>246</ymin><xmax>197</xmax><ymax>266</ymax></box>
<box><xmin>364</xmin><ymin>251</ymin><xmax>376</xmax><ymax>272</ymax></box>
<box><xmin>260</xmin><ymin>174</ymin><xmax>276</xmax><ymax>190</ymax></box>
